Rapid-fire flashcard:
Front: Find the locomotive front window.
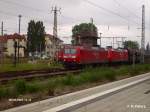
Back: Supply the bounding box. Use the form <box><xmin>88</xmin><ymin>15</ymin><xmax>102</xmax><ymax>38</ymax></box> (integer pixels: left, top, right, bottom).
<box><xmin>64</xmin><ymin>49</ymin><xmax>76</xmax><ymax>54</ymax></box>
<box><xmin>65</xmin><ymin>49</ymin><xmax>70</xmax><ymax>54</ymax></box>
<box><xmin>70</xmin><ymin>49</ymin><xmax>76</xmax><ymax>54</ymax></box>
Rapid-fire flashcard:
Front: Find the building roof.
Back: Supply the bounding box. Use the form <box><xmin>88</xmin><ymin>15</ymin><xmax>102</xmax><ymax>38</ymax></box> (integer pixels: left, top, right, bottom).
<box><xmin>0</xmin><ymin>38</ymin><xmax>7</xmax><ymax>42</ymax></box>
<box><xmin>45</xmin><ymin>34</ymin><xmax>63</xmax><ymax>42</ymax></box>
<box><xmin>0</xmin><ymin>33</ymin><xmax>26</xmax><ymax>42</ymax></box>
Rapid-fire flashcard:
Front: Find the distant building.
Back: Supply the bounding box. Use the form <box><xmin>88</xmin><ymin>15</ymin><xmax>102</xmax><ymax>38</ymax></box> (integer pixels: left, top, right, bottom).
<box><xmin>72</xmin><ymin>30</ymin><xmax>98</xmax><ymax>46</ymax></box>
<box><xmin>45</xmin><ymin>34</ymin><xmax>63</xmax><ymax>57</ymax></box>
<box><xmin>0</xmin><ymin>38</ymin><xmax>7</xmax><ymax>54</ymax></box>
<box><xmin>74</xmin><ymin>35</ymin><xmax>98</xmax><ymax>46</ymax></box>
<box><xmin>0</xmin><ymin>38</ymin><xmax>7</xmax><ymax>63</ymax></box>
<box><xmin>0</xmin><ymin>33</ymin><xmax>26</xmax><ymax>58</ymax></box>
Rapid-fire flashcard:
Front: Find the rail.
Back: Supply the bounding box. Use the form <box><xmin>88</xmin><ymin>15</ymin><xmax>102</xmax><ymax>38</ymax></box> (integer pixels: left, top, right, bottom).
<box><xmin>0</xmin><ymin>69</ymin><xmax>81</xmax><ymax>83</ymax></box>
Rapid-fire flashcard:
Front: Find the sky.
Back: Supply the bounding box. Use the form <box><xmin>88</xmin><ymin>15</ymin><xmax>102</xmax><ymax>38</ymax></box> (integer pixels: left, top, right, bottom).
<box><xmin>0</xmin><ymin>0</ymin><xmax>149</xmax><ymax>48</ymax></box>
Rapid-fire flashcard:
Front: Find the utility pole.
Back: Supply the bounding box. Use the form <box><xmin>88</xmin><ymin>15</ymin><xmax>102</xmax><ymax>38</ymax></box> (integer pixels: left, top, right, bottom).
<box><xmin>141</xmin><ymin>5</ymin><xmax>145</xmax><ymax>63</ymax></box>
<box><xmin>18</xmin><ymin>15</ymin><xmax>22</xmax><ymax>34</ymax></box>
<box><xmin>1</xmin><ymin>21</ymin><xmax>3</xmax><ymax>36</ymax></box>
<box><xmin>0</xmin><ymin>21</ymin><xmax>6</xmax><ymax>65</ymax></box>
<box><xmin>51</xmin><ymin>6</ymin><xmax>61</xmax><ymax>59</ymax></box>
<box><xmin>1</xmin><ymin>22</ymin><xmax>7</xmax><ymax>36</ymax></box>
<box><xmin>18</xmin><ymin>14</ymin><xmax>22</xmax><ymax>63</ymax></box>
<box><xmin>99</xmin><ymin>33</ymin><xmax>102</xmax><ymax>47</ymax></box>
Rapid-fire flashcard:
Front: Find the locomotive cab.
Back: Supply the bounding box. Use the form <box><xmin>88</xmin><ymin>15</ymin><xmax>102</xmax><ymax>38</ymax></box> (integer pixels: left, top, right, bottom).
<box><xmin>63</xmin><ymin>47</ymin><xmax>80</xmax><ymax>67</ymax></box>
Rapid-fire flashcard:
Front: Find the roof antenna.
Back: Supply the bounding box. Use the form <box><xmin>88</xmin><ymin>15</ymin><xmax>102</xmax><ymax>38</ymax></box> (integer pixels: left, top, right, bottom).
<box><xmin>108</xmin><ymin>25</ymin><xmax>110</xmax><ymax>30</ymax></box>
<box><xmin>90</xmin><ymin>17</ymin><xmax>93</xmax><ymax>24</ymax></box>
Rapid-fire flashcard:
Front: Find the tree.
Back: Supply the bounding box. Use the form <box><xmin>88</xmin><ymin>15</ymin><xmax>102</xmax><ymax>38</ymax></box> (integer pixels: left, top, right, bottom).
<box><xmin>71</xmin><ymin>40</ymin><xmax>75</xmax><ymax>45</ymax></box>
<box><xmin>27</xmin><ymin>20</ymin><xmax>45</xmax><ymax>54</ymax></box>
<box><xmin>72</xmin><ymin>23</ymin><xmax>98</xmax><ymax>37</ymax></box>
<box><xmin>123</xmin><ymin>40</ymin><xmax>139</xmax><ymax>49</ymax></box>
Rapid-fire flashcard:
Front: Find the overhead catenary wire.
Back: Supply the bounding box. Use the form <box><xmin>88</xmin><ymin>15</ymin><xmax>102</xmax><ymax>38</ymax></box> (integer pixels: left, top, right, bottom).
<box><xmin>0</xmin><ymin>0</ymin><xmax>78</xmax><ymax>23</ymax></box>
<box><xmin>0</xmin><ymin>0</ymin><xmax>149</xmax><ymax>35</ymax></box>
<box><xmin>83</xmin><ymin>0</ymin><xmax>150</xmax><ymax>29</ymax></box>
<box><xmin>83</xmin><ymin>0</ymin><xmax>140</xmax><ymax>25</ymax></box>
<box><xmin>112</xmin><ymin>0</ymin><xmax>150</xmax><ymax>29</ymax></box>
<box><xmin>0</xmin><ymin>9</ymin><xmax>53</xmax><ymax>24</ymax></box>
<box><xmin>0</xmin><ymin>0</ymin><xmax>109</xmax><ymax>28</ymax></box>
<box><xmin>0</xmin><ymin>0</ymin><xmax>147</xmax><ymax>25</ymax></box>
<box><xmin>0</xmin><ymin>0</ymin><xmax>47</xmax><ymax>13</ymax></box>
<box><xmin>113</xmin><ymin>0</ymin><xmax>141</xmax><ymax>20</ymax></box>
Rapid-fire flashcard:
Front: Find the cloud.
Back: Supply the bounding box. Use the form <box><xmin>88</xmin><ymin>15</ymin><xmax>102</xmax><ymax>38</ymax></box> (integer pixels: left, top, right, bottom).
<box><xmin>0</xmin><ymin>0</ymin><xmax>149</xmax><ymax>45</ymax></box>
<box><xmin>52</xmin><ymin>0</ymin><xmax>82</xmax><ymax>7</ymax></box>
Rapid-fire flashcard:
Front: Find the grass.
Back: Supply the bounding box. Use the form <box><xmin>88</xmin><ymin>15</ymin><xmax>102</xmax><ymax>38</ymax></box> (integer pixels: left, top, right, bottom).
<box><xmin>0</xmin><ymin>61</ymin><xmax>63</xmax><ymax>73</ymax></box>
<box><xmin>0</xmin><ymin>63</ymin><xmax>150</xmax><ymax>100</ymax></box>
<box><xmin>15</xmin><ymin>80</ymin><xmax>27</xmax><ymax>94</ymax></box>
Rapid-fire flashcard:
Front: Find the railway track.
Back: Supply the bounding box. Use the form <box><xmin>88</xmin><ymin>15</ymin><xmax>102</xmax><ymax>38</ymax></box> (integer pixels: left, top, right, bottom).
<box><xmin>0</xmin><ymin>68</ymin><xmax>82</xmax><ymax>83</ymax></box>
<box><xmin>0</xmin><ymin>64</ymin><xmax>133</xmax><ymax>84</ymax></box>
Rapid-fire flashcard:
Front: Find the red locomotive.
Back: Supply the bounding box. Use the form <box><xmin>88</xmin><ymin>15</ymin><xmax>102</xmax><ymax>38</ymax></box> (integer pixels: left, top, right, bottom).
<box><xmin>56</xmin><ymin>45</ymin><xmax>139</xmax><ymax>68</ymax></box>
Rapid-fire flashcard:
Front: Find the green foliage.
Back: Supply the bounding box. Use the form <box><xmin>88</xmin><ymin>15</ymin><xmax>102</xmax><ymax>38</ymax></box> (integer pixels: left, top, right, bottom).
<box><xmin>0</xmin><ymin>62</ymin><xmax>63</xmax><ymax>73</ymax></box>
<box><xmin>82</xmin><ymin>67</ymin><xmax>116</xmax><ymax>82</ymax></box>
<box><xmin>128</xmin><ymin>64</ymin><xmax>150</xmax><ymax>76</ymax></box>
<box><xmin>72</xmin><ymin>23</ymin><xmax>98</xmax><ymax>37</ymax></box>
<box><xmin>115</xmin><ymin>66</ymin><xmax>130</xmax><ymax>76</ymax></box>
<box><xmin>1</xmin><ymin>64</ymin><xmax>150</xmax><ymax>99</ymax></box>
<box><xmin>14</xmin><ymin>79</ymin><xmax>43</xmax><ymax>94</ymax></box>
<box><xmin>47</xmin><ymin>79</ymin><xmax>58</xmax><ymax>95</ymax></box>
<box><xmin>71</xmin><ymin>40</ymin><xmax>75</xmax><ymax>45</ymax></box>
<box><xmin>80</xmin><ymin>71</ymin><xmax>101</xmax><ymax>83</ymax></box>
<box><xmin>26</xmin><ymin>83</ymin><xmax>40</xmax><ymax>93</ymax></box>
<box><xmin>123</xmin><ymin>40</ymin><xmax>139</xmax><ymax>49</ymax></box>
<box><xmin>0</xmin><ymin>88</ymin><xmax>8</xmax><ymax>99</ymax></box>
<box><xmin>62</xmin><ymin>74</ymin><xmax>74</xmax><ymax>85</ymax></box>
<box><xmin>14</xmin><ymin>79</ymin><xmax>27</xmax><ymax>94</ymax></box>
<box><xmin>27</xmin><ymin>20</ymin><xmax>45</xmax><ymax>53</ymax></box>
<box><xmin>103</xmin><ymin>70</ymin><xmax>116</xmax><ymax>81</ymax></box>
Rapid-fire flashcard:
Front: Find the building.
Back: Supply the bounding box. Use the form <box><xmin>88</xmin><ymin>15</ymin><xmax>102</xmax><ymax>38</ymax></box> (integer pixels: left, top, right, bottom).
<box><xmin>45</xmin><ymin>34</ymin><xmax>63</xmax><ymax>58</ymax></box>
<box><xmin>72</xmin><ymin>31</ymin><xmax>98</xmax><ymax>46</ymax></box>
<box><xmin>0</xmin><ymin>33</ymin><xmax>63</xmax><ymax>58</ymax></box>
<box><xmin>0</xmin><ymin>38</ymin><xmax>7</xmax><ymax>64</ymax></box>
<box><xmin>0</xmin><ymin>33</ymin><xmax>26</xmax><ymax>58</ymax></box>
<box><xmin>74</xmin><ymin>35</ymin><xmax>98</xmax><ymax>46</ymax></box>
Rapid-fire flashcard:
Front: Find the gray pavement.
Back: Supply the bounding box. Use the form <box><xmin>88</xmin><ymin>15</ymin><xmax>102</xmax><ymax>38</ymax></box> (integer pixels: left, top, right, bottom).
<box><xmin>2</xmin><ymin>73</ymin><xmax>150</xmax><ymax>112</ymax></box>
<box><xmin>73</xmin><ymin>79</ymin><xmax>150</xmax><ymax>112</ymax></box>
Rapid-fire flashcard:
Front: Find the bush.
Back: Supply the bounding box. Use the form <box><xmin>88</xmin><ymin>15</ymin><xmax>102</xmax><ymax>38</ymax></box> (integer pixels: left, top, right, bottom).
<box><xmin>14</xmin><ymin>79</ymin><xmax>27</xmax><ymax>94</ymax></box>
<box><xmin>1</xmin><ymin>64</ymin><xmax>150</xmax><ymax>99</ymax></box>
<box><xmin>129</xmin><ymin>66</ymin><xmax>141</xmax><ymax>76</ymax></box>
<box><xmin>70</xmin><ymin>75</ymin><xmax>85</xmax><ymax>86</ymax></box>
<box><xmin>103</xmin><ymin>69</ymin><xmax>116</xmax><ymax>81</ymax></box>
<box><xmin>116</xmin><ymin>66</ymin><xmax>130</xmax><ymax>76</ymax></box>
<box><xmin>0</xmin><ymin>87</ymin><xmax>17</xmax><ymax>99</ymax></box>
<box><xmin>81</xmin><ymin>72</ymin><xmax>101</xmax><ymax>83</ymax></box>
<box><xmin>47</xmin><ymin>79</ymin><xmax>58</xmax><ymax>95</ymax></box>
<box><xmin>62</xmin><ymin>74</ymin><xmax>74</xmax><ymax>86</ymax></box>
<box><xmin>0</xmin><ymin>88</ymin><xmax>7</xmax><ymax>99</ymax></box>
<box><xmin>26</xmin><ymin>83</ymin><xmax>40</xmax><ymax>93</ymax></box>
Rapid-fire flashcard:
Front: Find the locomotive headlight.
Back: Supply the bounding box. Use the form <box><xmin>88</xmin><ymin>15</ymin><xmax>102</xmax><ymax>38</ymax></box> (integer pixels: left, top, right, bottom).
<box><xmin>71</xmin><ymin>56</ymin><xmax>76</xmax><ymax>58</ymax></box>
<box><xmin>63</xmin><ymin>56</ymin><xmax>68</xmax><ymax>58</ymax></box>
